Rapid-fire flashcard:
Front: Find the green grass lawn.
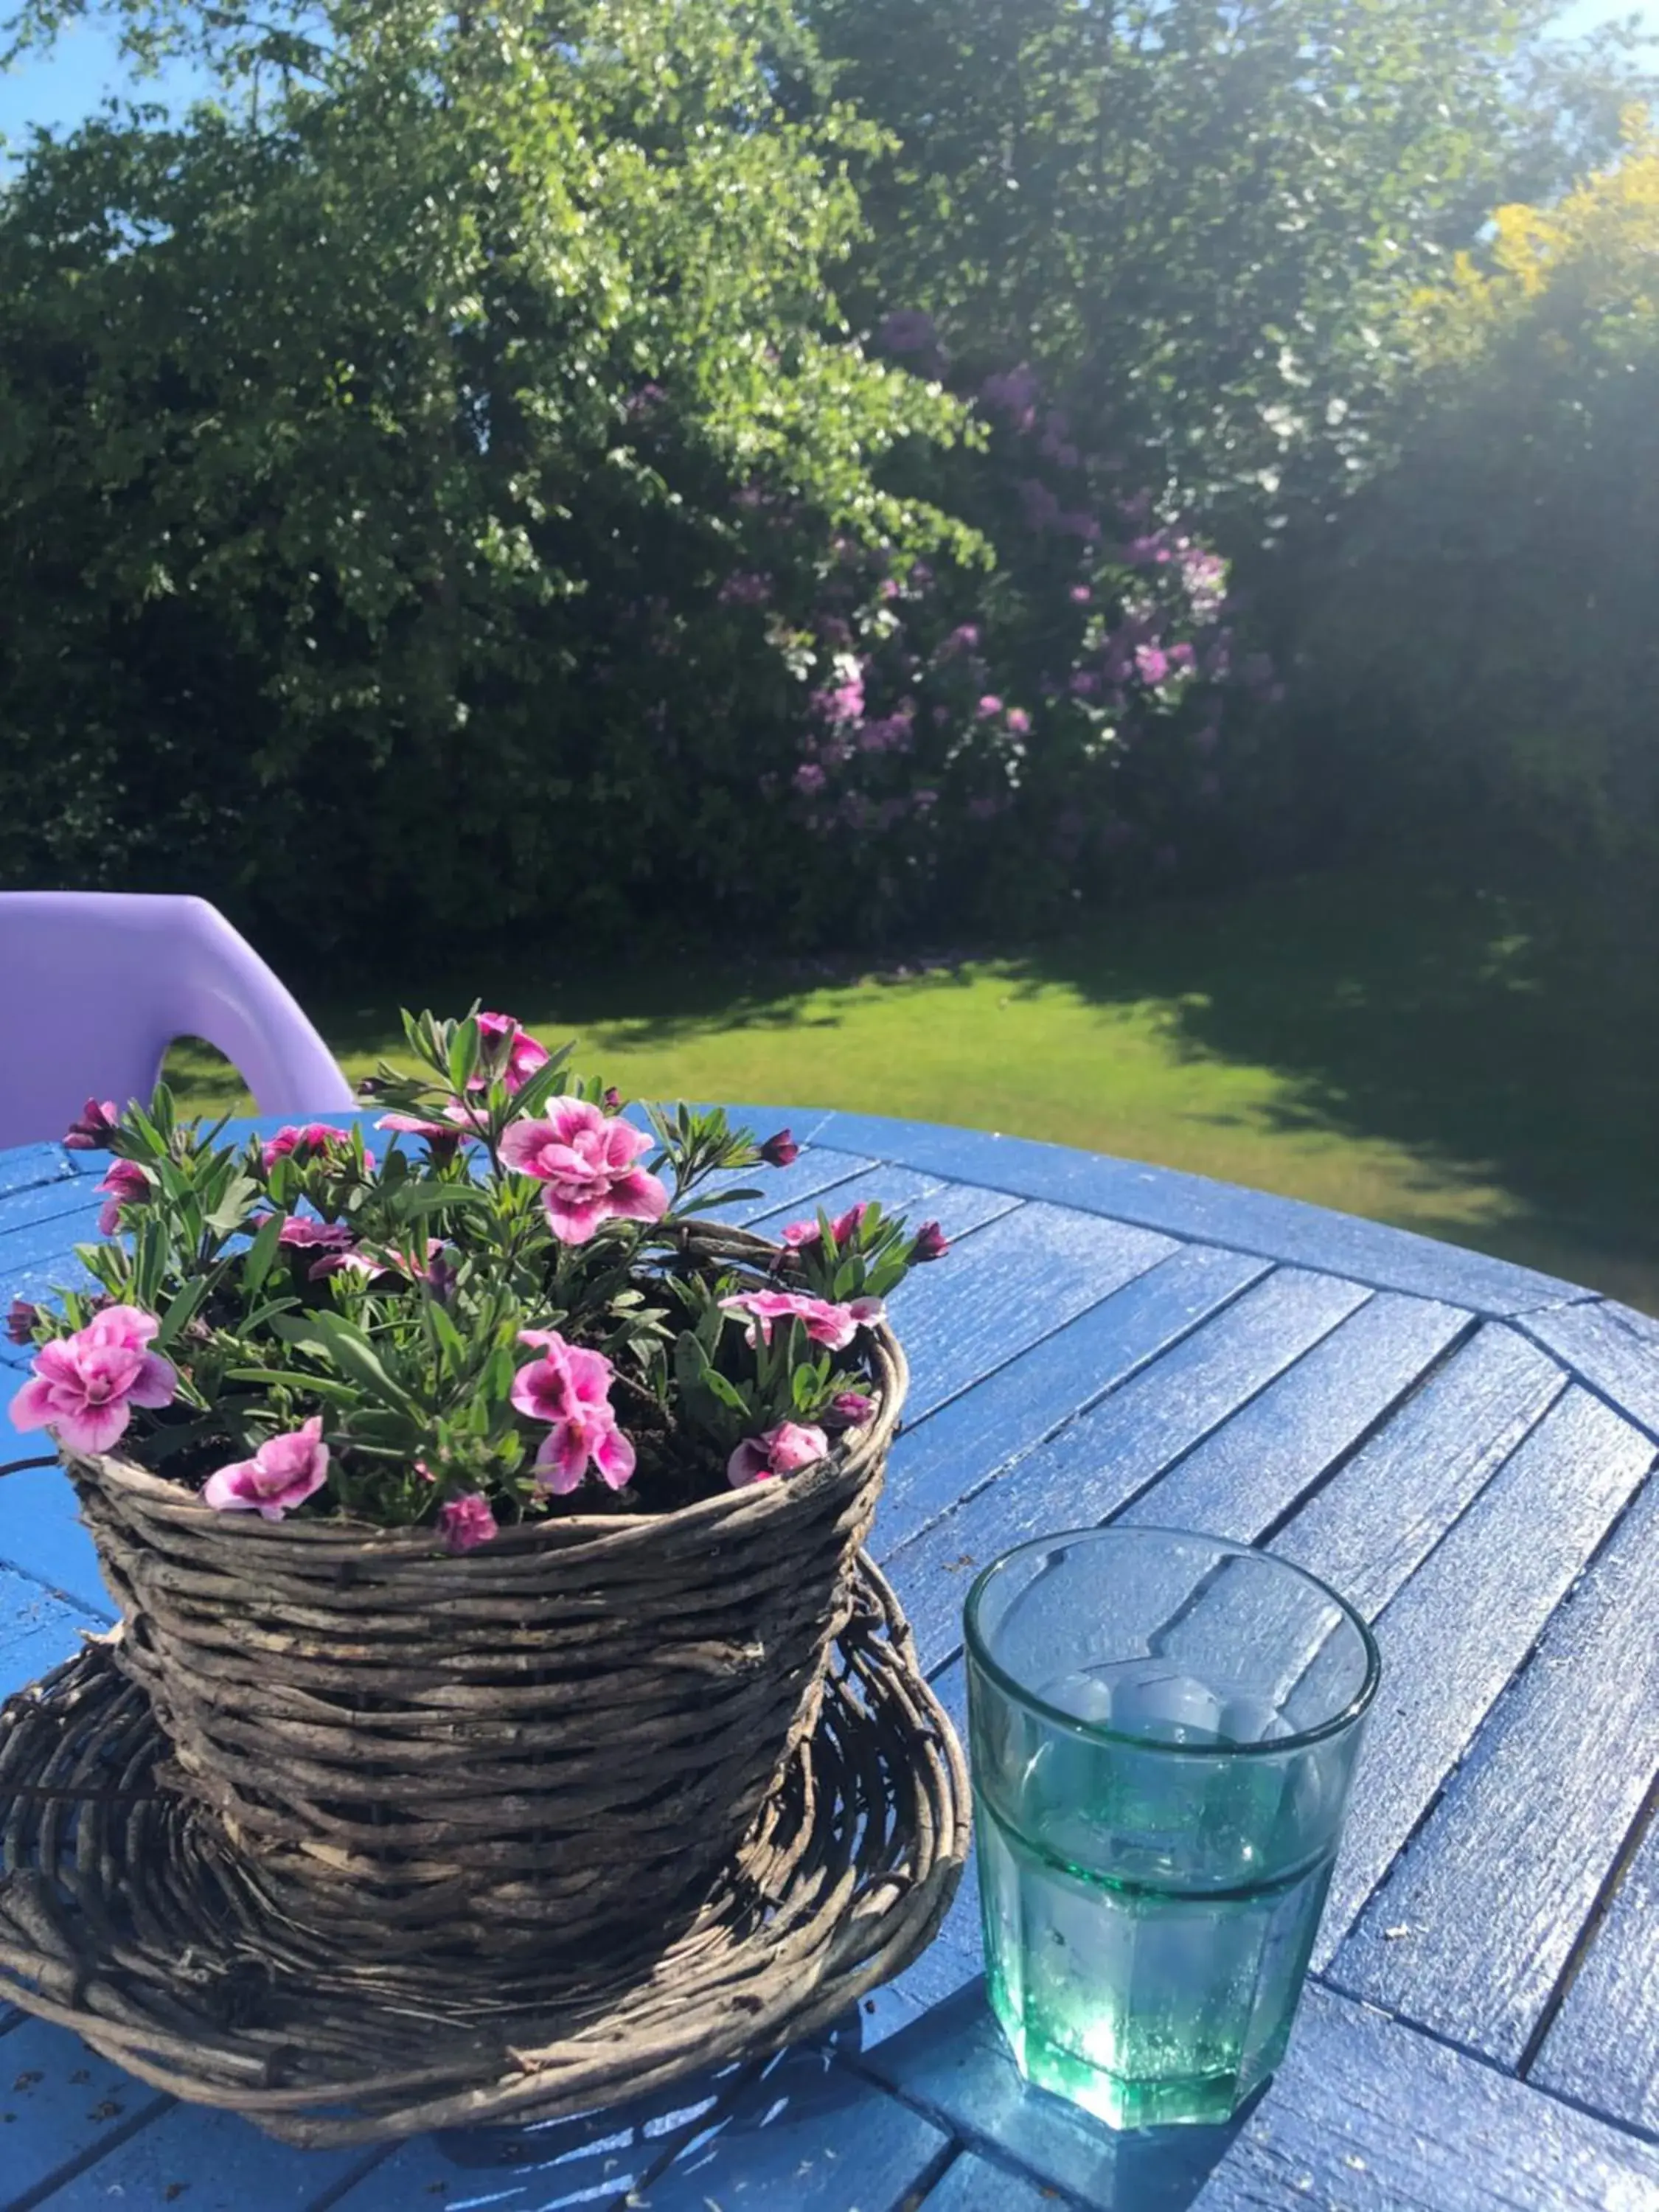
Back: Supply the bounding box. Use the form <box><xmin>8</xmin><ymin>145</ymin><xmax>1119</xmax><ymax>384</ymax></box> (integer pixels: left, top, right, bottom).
<box><xmin>168</xmin><ymin>866</ymin><xmax>1659</xmax><ymax>1313</ymax></box>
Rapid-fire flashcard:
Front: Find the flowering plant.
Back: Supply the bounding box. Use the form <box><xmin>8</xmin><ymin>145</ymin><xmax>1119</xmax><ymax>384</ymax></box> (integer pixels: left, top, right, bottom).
<box><xmin>7</xmin><ymin>1012</ymin><xmax>945</xmax><ymax>1552</ymax></box>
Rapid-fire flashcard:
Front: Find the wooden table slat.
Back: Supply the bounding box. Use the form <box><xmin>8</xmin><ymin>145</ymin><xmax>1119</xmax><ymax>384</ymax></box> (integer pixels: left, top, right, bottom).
<box><xmin>1117</xmin><ymin>1290</ymin><xmax>1472</xmax><ymax>1545</ymax></box>
<box><xmin>1270</xmin><ymin>1322</ymin><xmax>1570</xmax><ymax>1618</ymax></box>
<box><xmin>1189</xmin><ymin>1982</ymin><xmax>1659</xmax><ymax>2212</ymax></box>
<box><xmin>0</xmin><ymin>1566</ymin><xmax>100</xmax><ymax>1705</ymax></box>
<box><xmin>889</xmin><ymin>1266</ymin><xmax>1373</xmax><ymax>1673</ymax></box>
<box><xmin>920</xmin><ymin>2147</ymin><xmax>1090</xmax><ymax>2212</ymax></box>
<box><xmin>0</xmin><ymin>1146</ymin><xmax>76</xmax><ymax>1205</ymax></box>
<box><xmin>325</xmin><ymin>2059</ymin><xmax>751</xmax><ymax>2212</ymax></box>
<box><xmin>804</xmin><ymin>1112</ymin><xmax>1590</xmax><ymax>1317</ymax></box>
<box><xmin>1329</xmin><ymin>1469</ymin><xmax>1659</xmax><ymax>2065</ymax></box>
<box><xmin>1531</xmin><ymin>1806</ymin><xmax>1659</xmax><ymax>2138</ymax></box>
<box><xmin>885</xmin><ymin>1202</ymin><xmax>1177</xmax><ymax>1424</ymax></box>
<box><xmin>874</xmin><ymin>1244</ymin><xmax>1270</xmax><ymax>1562</ymax></box>
<box><xmin>618</xmin><ymin>2045</ymin><xmax>950</xmax><ymax>2212</ymax></box>
<box><xmin>39</xmin><ymin>2101</ymin><xmax>378</xmax><ymax>2212</ymax></box>
<box><xmin>0</xmin><ymin>2018</ymin><xmax>171</xmax><ymax>2212</ymax></box>
<box><xmin>1522</xmin><ymin>1298</ymin><xmax>1659</xmax><ymax>1440</ymax></box>
<box><xmin>1308</xmin><ymin>1385</ymin><xmax>1655</xmax><ymax>1967</ymax></box>
<box><xmin>743</xmin><ymin>1161</ymin><xmax>1021</xmax><ymax>1248</ymax></box>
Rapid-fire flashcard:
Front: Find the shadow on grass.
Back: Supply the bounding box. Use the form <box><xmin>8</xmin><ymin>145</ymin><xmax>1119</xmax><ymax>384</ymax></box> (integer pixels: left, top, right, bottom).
<box><xmin>175</xmin><ymin>866</ymin><xmax>1659</xmax><ymax>1312</ymax></box>
<box><xmin>1019</xmin><ymin>867</ymin><xmax>1659</xmax><ymax>1307</ymax></box>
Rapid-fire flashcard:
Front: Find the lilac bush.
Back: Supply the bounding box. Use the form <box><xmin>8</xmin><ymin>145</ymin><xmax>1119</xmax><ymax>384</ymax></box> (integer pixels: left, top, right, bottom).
<box><xmin>630</xmin><ymin>335</ymin><xmax>1270</xmax><ymax>939</ymax></box>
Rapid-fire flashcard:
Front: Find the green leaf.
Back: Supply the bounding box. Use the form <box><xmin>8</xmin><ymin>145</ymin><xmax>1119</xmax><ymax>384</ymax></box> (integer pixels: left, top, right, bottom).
<box><xmin>225</xmin><ymin>1367</ymin><xmax>364</xmax><ymax>1403</ymax></box>
<box><xmin>447</xmin><ymin>1017</ymin><xmax>481</xmax><ymax>1099</ymax></box>
<box><xmin>268</xmin><ymin>1310</ymin><xmax>422</xmax><ymax>1416</ymax></box>
<box><xmin>241</xmin><ymin>1208</ymin><xmax>285</xmax><ymax>1295</ymax></box>
<box><xmin>153</xmin><ymin>1273</ymin><xmax>213</xmax><ymax>1352</ymax></box>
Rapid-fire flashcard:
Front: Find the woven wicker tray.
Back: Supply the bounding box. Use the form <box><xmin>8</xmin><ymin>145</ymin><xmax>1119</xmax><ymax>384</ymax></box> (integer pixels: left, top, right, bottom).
<box><xmin>0</xmin><ymin>1557</ymin><xmax>967</xmax><ymax>2149</ymax></box>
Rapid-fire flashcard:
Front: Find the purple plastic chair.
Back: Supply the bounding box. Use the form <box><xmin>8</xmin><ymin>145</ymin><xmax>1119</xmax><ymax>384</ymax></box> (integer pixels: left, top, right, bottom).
<box><xmin>0</xmin><ymin>893</ymin><xmax>355</xmax><ymax>1150</ymax></box>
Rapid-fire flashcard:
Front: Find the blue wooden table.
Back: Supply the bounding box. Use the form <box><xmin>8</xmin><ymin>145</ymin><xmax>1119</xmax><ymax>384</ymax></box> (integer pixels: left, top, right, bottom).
<box><xmin>2</xmin><ymin>1107</ymin><xmax>1658</xmax><ymax>2211</ymax></box>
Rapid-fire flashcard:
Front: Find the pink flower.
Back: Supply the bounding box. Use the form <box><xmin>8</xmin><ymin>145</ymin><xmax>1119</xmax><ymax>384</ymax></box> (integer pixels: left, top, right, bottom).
<box><xmin>323</xmin><ymin>1237</ymin><xmax>449</xmax><ymax>1287</ymax></box>
<box><xmin>261</xmin><ymin>1124</ymin><xmax>369</xmax><ymax>1173</ymax></box>
<box><xmin>720</xmin><ymin>1290</ymin><xmax>884</xmax><ymax>1352</ymax></box>
<box><xmin>726</xmin><ymin>1421</ymin><xmax>830</xmax><ymax>1489</ymax></box>
<box><xmin>911</xmin><ymin>1220</ymin><xmax>950</xmax><ymax>1263</ymax></box>
<box><xmin>512</xmin><ymin>1330</ymin><xmax>636</xmax><ymax>1495</ymax></box>
<box><xmin>202</xmin><ymin>1416</ymin><xmax>330</xmax><ymax>1521</ymax></box>
<box><xmin>1006</xmin><ymin>708</ymin><xmax>1032</xmax><ymax>736</ymax></box>
<box><xmin>977</xmin><ymin>694</ymin><xmax>1004</xmax><ymax>717</ymax></box>
<box><xmin>63</xmin><ymin>1098</ymin><xmax>119</xmax><ymax>1150</ymax></box>
<box><xmin>1070</xmin><ymin>585</ymin><xmax>1092</xmax><ymax>605</ymax></box>
<box><xmin>1135</xmin><ymin>644</ymin><xmax>1170</xmax><ymax>686</ymax></box>
<box><xmin>10</xmin><ymin>1306</ymin><xmax>178</xmax><ymax>1456</ymax></box>
<box><xmin>376</xmin><ymin>1105</ymin><xmax>476</xmax><ymax>1155</ymax></box>
<box><xmin>438</xmin><ymin>1493</ymin><xmax>499</xmax><ymax>1553</ymax></box>
<box><xmin>780</xmin><ymin>1201</ymin><xmax>868</xmax><ymax>1253</ymax></box>
<box><xmin>499</xmin><ymin>1099</ymin><xmax>668</xmax><ymax>1245</ymax></box>
<box><xmin>827</xmin><ymin>1390</ymin><xmax>874</xmax><ymax>1428</ymax></box>
<box><xmin>276</xmin><ymin>1215</ymin><xmax>355</xmax><ymax>1254</ymax></box>
<box><xmin>473</xmin><ymin>1013</ymin><xmax>551</xmax><ymax>1093</ymax></box>
<box><xmin>96</xmin><ymin>1159</ymin><xmax>151</xmax><ymax>1235</ymax></box>
<box><xmin>759</xmin><ymin>1129</ymin><xmax>799</xmax><ymax>1168</ymax></box>
<box><xmin>793</xmin><ymin>762</ymin><xmax>827</xmax><ymax>796</ymax></box>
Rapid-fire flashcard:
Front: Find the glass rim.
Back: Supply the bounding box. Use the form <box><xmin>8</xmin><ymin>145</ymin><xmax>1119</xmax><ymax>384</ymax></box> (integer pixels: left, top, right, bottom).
<box><xmin>963</xmin><ymin>1524</ymin><xmax>1382</xmax><ymax>1759</ymax></box>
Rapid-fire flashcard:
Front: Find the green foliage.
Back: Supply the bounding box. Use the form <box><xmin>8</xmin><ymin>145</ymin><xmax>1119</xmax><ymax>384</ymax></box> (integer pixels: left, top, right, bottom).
<box><xmin>798</xmin><ymin>0</ymin><xmax>1655</xmax><ymax>528</ymax></box>
<box><xmin>0</xmin><ymin>0</ymin><xmax>973</xmax><ymax>947</ymax></box>
<box><xmin>18</xmin><ymin>1012</ymin><xmax>922</xmax><ymax>1527</ymax></box>
<box><xmin>1281</xmin><ymin>116</ymin><xmax>1659</xmax><ymax>861</ymax></box>
<box><xmin>0</xmin><ymin>0</ymin><xmax>1653</xmax><ymax>942</ymax></box>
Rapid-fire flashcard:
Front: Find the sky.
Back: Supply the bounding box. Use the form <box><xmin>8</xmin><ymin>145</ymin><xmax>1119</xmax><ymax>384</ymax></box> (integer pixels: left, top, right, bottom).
<box><xmin>1</xmin><ymin>1</ymin><xmax>1655</xmax><ymax>159</ymax></box>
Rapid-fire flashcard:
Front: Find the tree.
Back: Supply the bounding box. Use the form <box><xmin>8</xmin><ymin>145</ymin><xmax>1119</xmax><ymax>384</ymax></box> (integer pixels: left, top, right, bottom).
<box><xmin>1279</xmin><ymin>112</ymin><xmax>1659</xmax><ymax>864</ymax></box>
<box><xmin>0</xmin><ymin>0</ymin><xmax>971</xmax><ymax>950</ymax></box>
<box><xmin>796</xmin><ymin>0</ymin><xmax>1657</xmax><ymax>533</ymax></box>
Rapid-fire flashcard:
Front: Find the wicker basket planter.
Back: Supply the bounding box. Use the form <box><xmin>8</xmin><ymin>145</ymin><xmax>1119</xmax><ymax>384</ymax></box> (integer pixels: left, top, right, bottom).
<box><xmin>62</xmin><ymin>1277</ymin><xmax>905</xmax><ymax>1967</ymax></box>
<box><xmin>0</xmin><ymin>1559</ymin><xmax>967</xmax><ymax>2146</ymax></box>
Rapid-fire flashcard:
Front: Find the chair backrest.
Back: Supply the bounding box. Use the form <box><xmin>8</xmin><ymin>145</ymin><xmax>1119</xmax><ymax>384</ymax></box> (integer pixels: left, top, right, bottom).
<box><xmin>0</xmin><ymin>892</ymin><xmax>355</xmax><ymax>1149</ymax></box>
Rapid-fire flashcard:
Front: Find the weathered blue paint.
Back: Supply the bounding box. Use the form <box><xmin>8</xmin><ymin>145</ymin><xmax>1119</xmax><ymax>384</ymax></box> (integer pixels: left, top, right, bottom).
<box><xmin>801</xmin><ymin>1110</ymin><xmax>1592</xmax><ymax>1316</ymax></box>
<box><xmin>44</xmin><ymin>2103</ymin><xmax>380</xmax><ymax>2211</ymax></box>
<box><xmin>0</xmin><ymin>1565</ymin><xmax>98</xmax><ymax>1703</ymax></box>
<box><xmin>1267</xmin><ymin>1321</ymin><xmax>1569</xmax><ymax>1617</ymax></box>
<box><xmin>0</xmin><ymin>2017</ymin><xmax>171</xmax><ymax>2208</ymax></box>
<box><xmin>1191</xmin><ymin>1982</ymin><xmax>1659</xmax><ymax>2212</ymax></box>
<box><xmin>327</xmin><ymin>2061</ymin><xmax>745</xmax><ymax>2212</ymax></box>
<box><xmin>1532</xmin><ymin>1807</ymin><xmax>1659</xmax><ymax>2138</ymax></box>
<box><xmin>873</xmin><ymin>1242</ymin><xmax>1270</xmax><ymax>1562</ymax></box>
<box><xmin>920</xmin><ymin>2148</ymin><xmax>1093</xmax><ymax>2212</ymax></box>
<box><xmin>0</xmin><ymin>1110</ymin><xmax>1653</xmax><ymax>2212</ymax></box>
<box><xmin>887</xmin><ymin>1266</ymin><xmax>1372</xmax><ymax>1673</ymax></box>
<box><xmin>1305</xmin><ymin>1385</ymin><xmax>1653</xmax><ymax>1968</ymax></box>
<box><xmin>620</xmin><ymin>2045</ymin><xmax>952</xmax><ymax>2212</ymax></box>
<box><xmin>0</xmin><ymin>1144</ymin><xmax>77</xmax><ymax>1203</ymax></box>
<box><xmin>1521</xmin><ymin>1295</ymin><xmax>1659</xmax><ymax>1439</ymax></box>
<box><xmin>1329</xmin><ymin>1470</ymin><xmax>1659</xmax><ymax>2064</ymax></box>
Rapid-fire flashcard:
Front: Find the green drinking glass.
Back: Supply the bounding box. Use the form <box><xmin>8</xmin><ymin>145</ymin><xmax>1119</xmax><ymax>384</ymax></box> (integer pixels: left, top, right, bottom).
<box><xmin>965</xmin><ymin>1526</ymin><xmax>1380</xmax><ymax>2129</ymax></box>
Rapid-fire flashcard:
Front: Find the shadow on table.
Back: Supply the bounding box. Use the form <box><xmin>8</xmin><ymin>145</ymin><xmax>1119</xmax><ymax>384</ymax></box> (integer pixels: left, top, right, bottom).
<box><xmin>842</xmin><ymin>1980</ymin><xmax>1249</xmax><ymax>2210</ymax></box>
<box><xmin>419</xmin><ymin>1987</ymin><xmax>1245</xmax><ymax>2208</ymax></box>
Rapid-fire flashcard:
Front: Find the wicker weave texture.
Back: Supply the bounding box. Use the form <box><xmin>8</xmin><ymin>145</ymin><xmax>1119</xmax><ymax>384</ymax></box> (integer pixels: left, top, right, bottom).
<box><xmin>63</xmin><ymin>1274</ymin><xmax>906</xmax><ymax>1964</ymax></box>
<box><xmin>0</xmin><ymin>1559</ymin><xmax>967</xmax><ymax>2146</ymax></box>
